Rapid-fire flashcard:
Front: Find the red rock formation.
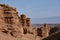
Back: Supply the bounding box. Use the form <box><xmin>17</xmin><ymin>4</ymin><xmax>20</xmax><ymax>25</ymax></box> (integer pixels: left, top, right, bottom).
<box><xmin>37</xmin><ymin>24</ymin><xmax>50</xmax><ymax>38</ymax></box>
<box><xmin>41</xmin><ymin>24</ymin><xmax>50</xmax><ymax>37</ymax></box>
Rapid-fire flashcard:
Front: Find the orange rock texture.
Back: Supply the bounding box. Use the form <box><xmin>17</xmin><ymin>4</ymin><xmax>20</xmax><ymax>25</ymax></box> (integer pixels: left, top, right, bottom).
<box><xmin>0</xmin><ymin>4</ymin><xmax>40</xmax><ymax>40</ymax></box>
<box><xmin>0</xmin><ymin>4</ymin><xmax>59</xmax><ymax>40</ymax></box>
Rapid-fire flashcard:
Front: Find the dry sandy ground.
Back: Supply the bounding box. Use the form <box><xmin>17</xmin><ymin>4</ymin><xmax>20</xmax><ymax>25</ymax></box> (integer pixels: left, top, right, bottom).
<box><xmin>0</xmin><ymin>32</ymin><xmax>41</xmax><ymax>40</ymax></box>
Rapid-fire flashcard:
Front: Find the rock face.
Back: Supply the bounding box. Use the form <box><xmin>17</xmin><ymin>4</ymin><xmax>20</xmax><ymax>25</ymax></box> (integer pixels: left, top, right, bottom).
<box><xmin>37</xmin><ymin>24</ymin><xmax>50</xmax><ymax>38</ymax></box>
<box><xmin>0</xmin><ymin>4</ymin><xmax>23</xmax><ymax>37</ymax></box>
<box><xmin>41</xmin><ymin>24</ymin><xmax>50</xmax><ymax>37</ymax></box>
<box><xmin>0</xmin><ymin>4</ymin><xmax>40</xmax><ymax>40</ymax></box>
<box><xmin>0</xmin><ymin>4</ymin><xmax>33</xmax><ymax>35</ymax></box>
<box><xmin>0</xmin><ymin>4</ymin><xmax>60</xmax><ymax>40</ymax></box>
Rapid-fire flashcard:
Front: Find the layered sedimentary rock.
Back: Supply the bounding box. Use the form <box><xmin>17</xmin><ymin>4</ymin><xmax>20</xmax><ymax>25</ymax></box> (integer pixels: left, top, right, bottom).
<box><xmin>37</xmin><ymin>24</ymin><xmax>50</xmax><ymax>38</ymax></box>
<box><xmin>0</xmin><ymin>4</ymin><xmax>60</xmax><ymax>40</ymax></box>
<box><xmin>0</xmin><ymin>4</ymin><xmax>23</xmax><ymax>38</ymax></box>
<box><xmin>20</xmin><ymin>14</ymin><xmax>33</xmax><ymax>34</ymax></box>
<box><xmin>0</xmin><ymin>4</ymin><xmax>38</xmax><ymax>40</ymax></box>
<box><xmin>0</xmin><ymin>4</ymin><xmax>33</xmax><ymax>38</ymax></box>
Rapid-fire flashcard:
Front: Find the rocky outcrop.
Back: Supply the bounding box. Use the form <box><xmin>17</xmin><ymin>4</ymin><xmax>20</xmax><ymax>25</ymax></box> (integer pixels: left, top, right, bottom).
<box><xmin>0</xmin><ymin>4</ymin><xmax>40</xmax><ymax>40</ymax></box>
<box><xmin>0</xmin><ymin>4</ymin><xmax>60</xmax><ymax>40</ymax></box>
<box><xmin>37</xmin><ymin>24</ymin><xmax>50</xmax><ymax>38</ymax></box>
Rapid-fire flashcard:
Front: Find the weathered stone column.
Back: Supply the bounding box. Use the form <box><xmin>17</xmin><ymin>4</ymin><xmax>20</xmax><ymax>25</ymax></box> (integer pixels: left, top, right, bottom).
<box><xmin>20</xmin><ymin>14</ymin><xmax>27</xmax><ymax>34</ymax></box>
<box><xmin>42</xmin><ymin>24</ymin><xmax>50</xmax><ymax>38</ymax></box>
<box><xmin>20</xmin><ymin>14</ymin><xmax>26</xmax><ymax>27</ymax></box>
<box><xmin>26</xmin><ymin>18</ymin><xmax>30</xmax><ymax>27</ymax></box>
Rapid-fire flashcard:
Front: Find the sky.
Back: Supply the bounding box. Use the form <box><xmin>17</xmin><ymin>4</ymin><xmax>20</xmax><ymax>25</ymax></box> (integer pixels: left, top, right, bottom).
<box><xmin>0</xmin><ymin>0</ymin><xmax>60</xmax><ymax>18</ymax></box>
